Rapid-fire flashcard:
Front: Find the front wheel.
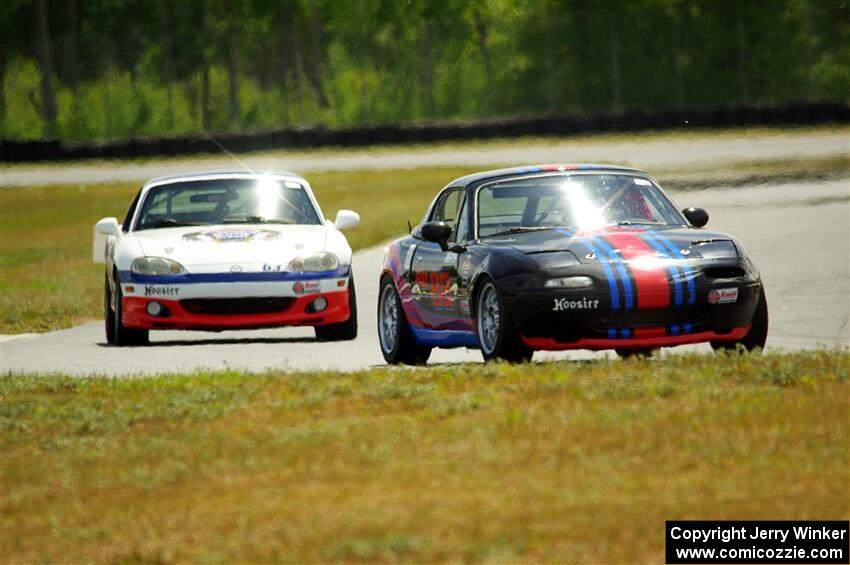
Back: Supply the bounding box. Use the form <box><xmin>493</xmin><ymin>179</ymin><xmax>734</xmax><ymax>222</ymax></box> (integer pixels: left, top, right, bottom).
<box><xmin>475</xmin><ymin>280</ymin><xmax>533</xmax><ymax>363</ymax></box>
<box><xmin>106</xmin><ymin>273</ymin><xmax>148</xmax><ymax>346</ymax></box>
<box><xmin>315</xmin><ymin>275</ymin><xmax>358</xmax><ymax>341</ymax></box>
<box><xmin>377</xmin><ymin>276</ymin><xmax>431</xmax><ymax>365</ymax></box>
<box><xmin>711</xmin><ymin>286</ymin><xmax>768</xmax><ymax>352</ymax></box>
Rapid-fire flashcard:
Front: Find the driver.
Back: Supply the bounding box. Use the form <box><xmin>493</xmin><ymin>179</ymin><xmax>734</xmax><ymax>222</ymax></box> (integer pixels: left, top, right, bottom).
<box><xmin>610</xmin><ymin>182</ymin><xmax>654</xmax><ymax>222</ymax></box>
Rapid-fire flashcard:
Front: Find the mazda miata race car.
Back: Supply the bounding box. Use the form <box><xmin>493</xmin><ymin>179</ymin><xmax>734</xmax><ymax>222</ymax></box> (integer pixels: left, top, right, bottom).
<box><xmin>93</xmin><ymin>171</ymin><xmax>359</xmax><ymax>345</ymax></box>
<box><xmin>378</xmin><ymin>165</ymin><xmax>768</xmax><ymax>363</ymax></box>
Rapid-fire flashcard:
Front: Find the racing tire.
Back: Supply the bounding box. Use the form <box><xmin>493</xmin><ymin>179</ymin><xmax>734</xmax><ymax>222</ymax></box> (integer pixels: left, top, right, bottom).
<box><xmin>711</xmin><ymin>286</ymin><xmax>768</xmax><ymax>353</ymax></box>
<box><xmin>106</xmin><ymin>273</ymin><xmax>149</xmax><ymax>346</ymax></box>
<box><xmin>315</xmin><ymin>275</ymin><xmax>358</xmax><ymax>341</ymax></box>
<box><xmin>377</xmin><ymin>276</ymin><xmax>431</xmax><ymax>365</ymax></box>
<box><xmin>475</xmin><ymin>279</ymin><xmax>533</xmax><ymax>363</ymax></box>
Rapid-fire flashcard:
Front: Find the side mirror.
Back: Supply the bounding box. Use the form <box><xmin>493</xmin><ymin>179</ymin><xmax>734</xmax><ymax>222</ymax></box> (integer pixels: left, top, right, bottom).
<box><xmin>95</xmin><ymin>217</ymin><xmax>122</xmax><ymax>237</ymax></box>
<box><xmin>420</xmin><ymin>221</ymin><xmax>452</xmax><ymax>250</ymax></box>
<box><xmin>334</xmin><ymin>209</ymin><xmax>360</xmax><ymax>230</ymax></box>
<box><xmin>683</xmin><ymin>207</ymin><xmax>709</xmax><ymax>228</ymax></box>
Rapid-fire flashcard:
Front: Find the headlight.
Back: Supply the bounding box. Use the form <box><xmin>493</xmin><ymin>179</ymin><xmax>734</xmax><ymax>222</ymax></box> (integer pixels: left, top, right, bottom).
<box><xmin>131</xmin><ymin>257</ymin><xmax>185</xmax><ymax>275</ymax></box>
<box><xmin>545</xmin><ymin>276</ymin><xmax>594</xmax><ymax>289</ymax></box>
<box><xmin>289</xmin><ymin>252</ymin><xmax>339</xmax><ymax>272</ymax></box>
<box><xmin>531</xmin><ymin>251</ymin><xmax>580</xmax><ymax>273</ymax></box>
<box><xmin>690</xmin><ymin>240</ymin><xmax>738</xmax><ymax>259</ymax></box>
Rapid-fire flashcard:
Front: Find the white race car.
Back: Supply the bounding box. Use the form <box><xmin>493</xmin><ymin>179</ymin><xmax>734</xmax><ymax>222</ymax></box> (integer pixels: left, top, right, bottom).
<box><xmin>93</xmin><ymin>171</ymin><xmax>359</xmax><ymax>345</ymax></box>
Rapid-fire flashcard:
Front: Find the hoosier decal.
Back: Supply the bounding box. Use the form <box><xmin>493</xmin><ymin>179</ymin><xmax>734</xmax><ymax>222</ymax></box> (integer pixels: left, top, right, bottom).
<box><xmin>144</xmin><ymin>285</ymin><xmax>180</xmax><ymax>297</ymax></box>
<box><xmin>553</xmin><ymin>297</ymin><xmax>599</xmax><ymax>311</ymax></box>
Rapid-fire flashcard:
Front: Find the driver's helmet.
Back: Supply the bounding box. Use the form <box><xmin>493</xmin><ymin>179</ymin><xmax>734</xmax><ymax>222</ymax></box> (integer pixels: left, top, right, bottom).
<box><xmin>618</xmin><ymin>184</ymin><xmax>653</xmax><ymax>221</ymax></box>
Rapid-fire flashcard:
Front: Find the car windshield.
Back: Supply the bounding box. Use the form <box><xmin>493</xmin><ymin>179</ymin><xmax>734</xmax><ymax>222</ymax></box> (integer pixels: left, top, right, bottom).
<box><xmin>134</xmin><ymin>177</ymin><xmax>321</xmax><ymax>231</ymax></box>
<box><xmin>477</xmin><ymin>173</ymin><xmax>684</xmax><ymax>238</ymax></box>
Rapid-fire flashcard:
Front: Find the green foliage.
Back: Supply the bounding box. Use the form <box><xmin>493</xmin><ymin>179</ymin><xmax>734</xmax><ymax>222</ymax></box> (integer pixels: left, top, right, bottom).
<box><xmin>1</xmin><ymin>0</ymin><xmax>847</xmax><ymax>141</ymax></box>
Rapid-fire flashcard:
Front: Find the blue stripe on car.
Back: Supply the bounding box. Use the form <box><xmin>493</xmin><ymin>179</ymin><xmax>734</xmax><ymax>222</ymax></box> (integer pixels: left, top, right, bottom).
<box><xmin>410</xmin><ymin>328</ymin><xmax>479</xmax><ymax>347</ymax></box>
<box><xmin>648</xmin><ymin>230</ymin><xmax>696</xmax><ymax>305</ymax></box>
<box><xmin>558</xmin><ymin>229</ymin><xmax>620</xmax><ymax>311</ymax></box>
<box><xmin>593</xmin><ymin>236</ymin><xmax>634</xmax><ymax>310</ymax></box>
<box><xmin>639</xmin><ymin>233</ymin><xmax>683</xmax><ymax>307</ymax></box>
<box><xmin>118</xmin><ymin>266</ymin><xmax>350</xmax><ymax>284</ymax></box>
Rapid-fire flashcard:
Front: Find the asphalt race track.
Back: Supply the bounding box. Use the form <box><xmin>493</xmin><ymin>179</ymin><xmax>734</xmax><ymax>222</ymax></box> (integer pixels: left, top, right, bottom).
<box><xmin>2</xmin><ymin>174</ymin><xmax>847</xmax><ymax>376</ymax></box>
<box><xmin>1</xmin><ymin>130</ymin><xmax>846</xmax><ymax>187</ymax></box>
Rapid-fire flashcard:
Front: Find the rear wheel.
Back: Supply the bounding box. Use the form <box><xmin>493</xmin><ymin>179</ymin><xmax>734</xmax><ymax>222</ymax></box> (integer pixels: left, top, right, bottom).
<box><xmin>106</xmin><ymin>273</ymin><xmax>148</xmax><ymax>346</ymax></box>
<box><xmin>475</xmin><ymin>280</ymin><xmax>533</xmax><ymax>363</ymax></box>
<box><xmin>711</xmin><ymin>286</ymin><xmax>768</xmax><ymax>352</ymax></box>
<box><xmin>377</xmin><ymin>276</ymin><xmax>431</xmax><ymax>365</ymax></box>
<box><xmin>315</xmin><ymin>275</ymin><xmax>358</xmax><ymax>341</ymax></box>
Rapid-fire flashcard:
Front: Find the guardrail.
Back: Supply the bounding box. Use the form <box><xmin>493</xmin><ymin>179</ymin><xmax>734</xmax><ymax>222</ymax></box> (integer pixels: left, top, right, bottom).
<box><xmin>2</xmin><ymin>102</ymin><xmax>847</xmax><ymax>163</ymax></box>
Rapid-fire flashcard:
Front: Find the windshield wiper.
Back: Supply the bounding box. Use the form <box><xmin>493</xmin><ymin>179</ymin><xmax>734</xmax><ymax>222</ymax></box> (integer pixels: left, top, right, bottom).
<box><xmin>611</xmin><ymin>221</ymin><xmax>664</xmax><ymax>226</ymax></box>
<box><xmin>143</xmin><ymin>219</ymin><xmax>209</xmax><ymax>229</ymax></box>
<box><xmin>483</xmin><ymin>226</ymin><xmax>560</xmax><ymax>238</ymax></box>
<box><xmin>220</xmin><ymin>216</ymin><xmax>295</xmax><ymax>225</ymax></box>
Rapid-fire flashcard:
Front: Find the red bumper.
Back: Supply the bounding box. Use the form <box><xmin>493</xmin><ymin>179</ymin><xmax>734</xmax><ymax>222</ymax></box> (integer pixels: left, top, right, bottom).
<box><xmin>122</xmin><ymin>291</ymin><xmax>350</xmax><ymax>330</ymax></box>
<box><xmin>521</xmin><ymin>325</ymin><xmax>751</xmax><ymax>351</ymax></box>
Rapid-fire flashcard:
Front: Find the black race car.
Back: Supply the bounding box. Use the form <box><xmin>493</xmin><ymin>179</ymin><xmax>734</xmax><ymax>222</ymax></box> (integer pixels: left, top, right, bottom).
<box><xmin>377</xmin><ymin>164</ymin><xmax>767</xmax><ymax>363</ymax></box>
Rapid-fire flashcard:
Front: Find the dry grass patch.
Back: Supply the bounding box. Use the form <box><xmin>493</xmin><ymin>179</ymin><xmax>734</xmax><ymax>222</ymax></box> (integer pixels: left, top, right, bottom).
<box><xmin>2</xmin><ymin>351</ymin><xmax>847</xmax><ymax>562</ymax></box>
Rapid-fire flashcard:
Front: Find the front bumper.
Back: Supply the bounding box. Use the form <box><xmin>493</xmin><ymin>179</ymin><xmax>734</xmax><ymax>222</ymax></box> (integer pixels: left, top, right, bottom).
<box><xmin>118</xmin><ymin>274</ymin><xmax>351</xmax><ymax>330</ymax></box>
<box><xmin>122</xmin><ymin>291</ymin><xmax>350</xmax><ymax>330</ymax></box>
<box><xmin>502</xmin><ymin>281</ymin><xmax>761</xmax><ymax>350</ymax></box>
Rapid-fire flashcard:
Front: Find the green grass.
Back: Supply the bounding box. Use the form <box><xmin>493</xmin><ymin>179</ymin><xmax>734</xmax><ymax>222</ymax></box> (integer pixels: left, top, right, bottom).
<box><xmin>1</xmin><ymin>351</ymin><xmax>847</xmax><ymax>563</ymax></box>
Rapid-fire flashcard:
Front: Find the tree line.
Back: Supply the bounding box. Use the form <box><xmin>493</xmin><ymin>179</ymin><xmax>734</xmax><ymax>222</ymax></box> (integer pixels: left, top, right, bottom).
<box><xmin>1</xmin><ymin>0</ymin><xmax>848</xmax><ymax>141</ymax></box>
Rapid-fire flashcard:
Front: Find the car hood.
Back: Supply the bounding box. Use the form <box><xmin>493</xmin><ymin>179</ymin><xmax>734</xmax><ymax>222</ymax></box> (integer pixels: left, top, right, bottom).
<box><xmin>130</xmin><ymin>225</ymin><xmax>334</xmax><ymax>272</ymax></box>
<box><xmin>481</xmin><ymin>225</ymin><xmax>739</xmax><ymax>261</ymax></box>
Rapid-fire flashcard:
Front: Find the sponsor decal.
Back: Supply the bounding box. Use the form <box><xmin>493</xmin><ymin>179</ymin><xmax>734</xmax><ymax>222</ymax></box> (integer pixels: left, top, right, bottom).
<box><xmin>263</xmin><ymin>263</ymin><xmax>283</xmax><ymax>271</ymax></box>
<box><xmin>293</xmin><ymin>281</ymin><xmax>321</xmax><ymax>295</ymax></box>
<box><xmin>708</xmin><ymin>287</ymin><xmax>738</xmax><ymax>304</ymax></box>
<box><xmin>553</xmin><ymin>297</ymin><xmax>599</xmax><ymax>311</ymax></box>
<box><xmin>183</xmin><ymin>229</ymin><xmax>279</xmax><ymax>243</ymax></box>
<box><xmin>231</xmin><ymin>265</ymin><xmax>243</xmax><ymax>273</ymax></box>
<box><xmin>443</xmin><ymin>252</ymin><xmax>458</xmax><ymax>266</ymax></box>
<box><xmin>459</xmin><ymin>301</ymin><xmax>471</xmax><ymax>315</ymax></box>
<box><xmin>415</xmin><ymin>271</ymin><xmax>453</xmax><ymax>310</ymax></box>
<box><xmin>144</xmin><ymin>285</ymin><xmax>179</xmax><ymax>297</ymax></box>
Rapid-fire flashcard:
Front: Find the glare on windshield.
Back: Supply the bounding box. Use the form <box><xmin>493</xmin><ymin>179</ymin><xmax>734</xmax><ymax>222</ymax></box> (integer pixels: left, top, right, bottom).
<box><xmin>477</xmin><ymin>174</ymin><xmax>683</xmax><ymax>237</ymax></box>
<box><xmin>135</xmin><ymin>178</ymin><xmax>321</xmax><ymax>230</ymax></box>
